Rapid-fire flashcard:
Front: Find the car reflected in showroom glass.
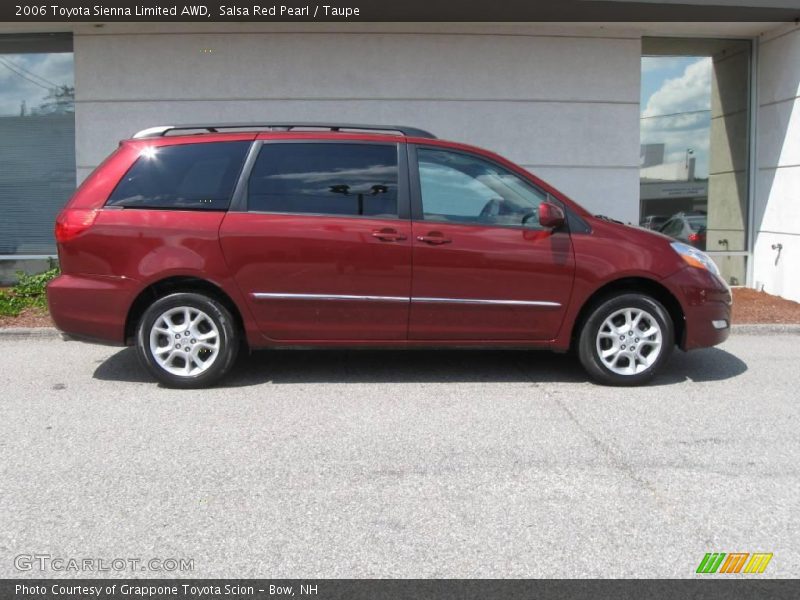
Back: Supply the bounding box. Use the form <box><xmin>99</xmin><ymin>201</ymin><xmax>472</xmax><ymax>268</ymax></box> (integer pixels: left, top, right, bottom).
<box><xmin>48</xmin><ymin>123</ymin><xmax>732</xmax><ymax>388</ymax></box>
<box><xmin>659</xmin><ymin>212</ymin><xmax>707</xmax><ymax>250</ymax></box>
<box><xmin>640</xmin><ymin>215</ymin><xmax>669</xmax><ymax>231</ymax></box>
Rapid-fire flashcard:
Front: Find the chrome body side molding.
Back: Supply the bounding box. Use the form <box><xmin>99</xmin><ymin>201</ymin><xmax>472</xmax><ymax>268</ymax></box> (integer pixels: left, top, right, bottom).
<box><xmin>412</xmin><ymin>297</ymin><xmax>561</xmax><ymax>307</ymax></box>
<box><xmin>252</xmin><ymin>293</ymin><xmax>408</xmax><ymax>302</ymax></box>
<box><xmin>252</xmin><ymin>293</ymin><xmax>560</xmax><ymax>307</ymax></box>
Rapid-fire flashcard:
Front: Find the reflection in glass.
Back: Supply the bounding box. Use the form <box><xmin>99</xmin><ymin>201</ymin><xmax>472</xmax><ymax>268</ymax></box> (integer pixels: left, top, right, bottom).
<box><xmin>640</xmin><ymin>38</ymin><xmax>751</xmax><ymax>285</ymax></box>
<box><xmin>107</xmin><ymin>142</ymin><xmax>251</xmax><ymax>210</ymax></box>
<box><xmin>248</xmin><ymin>143</ymin><xmax>399</xmax><ymax>217</ymax></box>
<box><xmin>418</xmin><ymin>147</ymin><xmax>547</xmax><ymax>229</ymax></box>
<box><xmin>0</xmin><ymin>38</ymin><xmax>75</xmax><ymax>255</ymax></box>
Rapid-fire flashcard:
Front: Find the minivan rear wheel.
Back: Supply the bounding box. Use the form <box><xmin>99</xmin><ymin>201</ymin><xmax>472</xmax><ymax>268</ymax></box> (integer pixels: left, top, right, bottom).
<box><xmin>578</xmin><ymin>293</ymin><xmax>674</xmax><ymax>386</ymax></box>
<box><xmin>135</xmin><ymin>292</ymin><xmax>238</xmax><ymax>388</ymax></box>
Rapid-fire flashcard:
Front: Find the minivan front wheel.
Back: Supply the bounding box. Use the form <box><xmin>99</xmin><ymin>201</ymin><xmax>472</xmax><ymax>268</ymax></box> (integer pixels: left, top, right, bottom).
<box><xmin>578</xmin><ymin>293</ymin><xmax>674</xmax><ymax>386</ymax></box>
<box><xmin>136</xmin><ymin>292</ymin><xmax>238</xmax><ymax>388</ymax></box>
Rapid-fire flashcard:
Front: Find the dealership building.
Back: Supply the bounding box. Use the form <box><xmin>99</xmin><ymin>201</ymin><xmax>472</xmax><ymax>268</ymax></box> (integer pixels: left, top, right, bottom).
<box><xmin>1</xmin><ymin>11</ymin><xmax>800</xmax><ymax>301</ymax></box>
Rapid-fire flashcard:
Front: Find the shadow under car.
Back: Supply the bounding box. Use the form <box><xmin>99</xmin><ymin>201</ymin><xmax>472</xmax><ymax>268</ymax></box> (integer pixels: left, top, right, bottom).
<box><xmin>92</xmin><ymin>345</ymin><xmax>747</xmax><ymax>389</ymax></box>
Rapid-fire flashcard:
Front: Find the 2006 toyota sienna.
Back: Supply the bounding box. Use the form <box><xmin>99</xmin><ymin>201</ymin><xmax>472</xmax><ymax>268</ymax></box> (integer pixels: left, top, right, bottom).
<box><xmin>47</xmin><ymin>123</ymin><xmax>732</xmax><ymax>388</ymax></box>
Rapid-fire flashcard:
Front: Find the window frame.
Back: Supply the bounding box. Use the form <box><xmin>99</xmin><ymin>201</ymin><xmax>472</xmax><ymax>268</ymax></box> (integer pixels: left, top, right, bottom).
<box><xmin>231</xmin><ymin>139</ymin><xmax>410</xmax><ymax>221</ymax></box>
<box><xmin>408</xmin><ymin>143</ymin><xmax>567</xmax><ymax>232</ymax></box>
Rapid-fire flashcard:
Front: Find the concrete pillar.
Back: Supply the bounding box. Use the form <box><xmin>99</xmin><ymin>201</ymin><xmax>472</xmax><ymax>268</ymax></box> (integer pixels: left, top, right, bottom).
<box><xmin>708</xmin><ymin>41</ymin><xmax>751</xmax><ymax>285</ymax></box>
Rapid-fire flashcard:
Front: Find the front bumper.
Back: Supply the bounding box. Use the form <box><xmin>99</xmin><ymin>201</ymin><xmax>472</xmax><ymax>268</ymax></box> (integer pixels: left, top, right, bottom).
<box><xmin>663</xmin><ymin>267</ymin><xmax>732</xmax><ymax>350</ymax></box>
<box><xmin>47</xmin><ymin>273</ymin><xmax>140</xmax><ymax>345</ymax></box>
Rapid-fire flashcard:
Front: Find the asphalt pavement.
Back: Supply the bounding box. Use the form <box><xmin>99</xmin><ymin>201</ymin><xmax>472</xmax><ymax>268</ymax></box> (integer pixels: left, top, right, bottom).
<box><xmin>0</xmin><ymin>330</ymin><xmax>797</xmax><ymax>578</ymax></box>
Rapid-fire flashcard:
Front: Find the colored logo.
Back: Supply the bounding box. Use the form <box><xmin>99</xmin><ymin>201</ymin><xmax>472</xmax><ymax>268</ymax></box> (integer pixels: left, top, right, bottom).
<box><xmin>696</xmin><ymin>552</ymin><xmax>773</xmax><ymax>574</ymax></box>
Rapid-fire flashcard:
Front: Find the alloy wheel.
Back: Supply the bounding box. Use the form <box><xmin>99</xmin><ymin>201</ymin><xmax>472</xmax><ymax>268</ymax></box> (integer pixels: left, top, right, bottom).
<box><xmin>595</xmin><ymin>307</ymin><xmax>663</xmax><ymax>376</ymax></box>
<box><xmin>148</xmin><ymin>306</ymin><xmax>221</xmax><ymax>377</ymax></box>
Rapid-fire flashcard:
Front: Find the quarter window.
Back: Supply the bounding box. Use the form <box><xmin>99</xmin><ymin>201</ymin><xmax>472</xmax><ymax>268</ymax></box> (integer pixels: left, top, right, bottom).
<box><xmin>247</xmin><ymin>143</ymin><xmax>398</xmax><ymax>218</ymax></box>
<box><xmin>417</xmin><ymin>147</ymin><xmax>547</xmax><ymax>229</ymax></box>
<box><xmin>106</xmin><ymin>141</ymin><xmax>250</xmax><ymax>210</ymax></box>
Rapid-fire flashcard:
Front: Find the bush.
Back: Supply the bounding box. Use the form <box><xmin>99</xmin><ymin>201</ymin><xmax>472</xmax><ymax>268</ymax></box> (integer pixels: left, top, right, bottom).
<box><xmin>0</xmin><ymin>293</ymin><xmax>26</xmax><ymax>317</ymax></box>
<box><xmin>0</xmin><ymin>263</ymin><xmax>60</xmax><ymax>317</ymax></box>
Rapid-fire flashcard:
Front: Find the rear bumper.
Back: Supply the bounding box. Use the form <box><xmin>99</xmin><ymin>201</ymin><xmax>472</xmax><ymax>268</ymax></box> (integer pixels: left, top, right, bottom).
<box><xmin>47</xmin><ymin>274</ymin><xmax>139</xmax><ymax>345</ymax></box>
<box><xmin>663</xmin><ymin>267</ymin><xmax>732</xmax><ymax>350</ymax></box>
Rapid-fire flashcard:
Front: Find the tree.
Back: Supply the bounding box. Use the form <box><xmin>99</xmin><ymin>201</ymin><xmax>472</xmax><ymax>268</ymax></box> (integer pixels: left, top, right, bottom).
<box><xmin>30</xmin><ymin>85</ymin><xmax>74</xmax><ymax>115</ymax></box>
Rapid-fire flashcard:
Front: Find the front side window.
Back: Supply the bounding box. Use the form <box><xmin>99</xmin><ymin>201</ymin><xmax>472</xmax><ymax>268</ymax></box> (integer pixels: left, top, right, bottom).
<box><xmin>417</xmin><ymin>147</ymin><xmax>547</xmax><ymax>229</ymax></box>
<box><xmin>247</xmin><ymin>143</ymin><xmax>398</xmax><ymax>218</ymax></box>
<box><xmin>107</xmin><ymin>141</ymin><xmax>250</xmax><ymax>210</ymax></box>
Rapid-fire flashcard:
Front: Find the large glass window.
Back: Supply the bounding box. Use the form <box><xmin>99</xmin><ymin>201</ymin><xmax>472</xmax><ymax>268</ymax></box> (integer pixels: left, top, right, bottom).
<box><xmin>107</xmin><ymin>141</ymin><xmax>250</xmax><ymax>210</ymax></box>
<box><xmin>247</xmin><ymin>143</ymin><xmax>399</xmax><ymax>218</ymax></box>
<box><xmin>418</xmin><ymin>147</ymin><xmax>547</xmax><ymax>229</ymax></box>
<box><xmin>640</xmin><ymin>38</ymin><xmax>751</xmax><ymax>285</ymax></box>
<box><xmin>0</xmin><ymin>33</ymin><xmax>74</xmax><ymax>255</ymax></box>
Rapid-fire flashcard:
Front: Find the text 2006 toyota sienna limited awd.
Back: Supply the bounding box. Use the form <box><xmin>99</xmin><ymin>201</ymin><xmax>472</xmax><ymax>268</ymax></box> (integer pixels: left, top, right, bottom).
<box><xmin>47</xmin><ymin>123</ymin><xmax>732</xmax><ymax>388</ymax></box>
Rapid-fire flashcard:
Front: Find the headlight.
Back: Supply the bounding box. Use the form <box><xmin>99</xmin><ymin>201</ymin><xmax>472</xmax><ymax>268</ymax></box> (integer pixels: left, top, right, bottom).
<box><xmin>670</xmin><ymin>241</ymin><xmax>721</xmax><ymax>276</ymax></box>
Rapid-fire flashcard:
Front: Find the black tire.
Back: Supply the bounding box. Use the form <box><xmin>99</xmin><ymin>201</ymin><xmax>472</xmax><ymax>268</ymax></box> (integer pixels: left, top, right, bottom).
<box><xmin>135</xmin><ymin>292</ymin><xmax>239</xmax><ymax>388</ymax></box>
<box><xmin>578</xmin><ymin>293</ymin><xmax>674</xmax><ymax>386</ymax></box>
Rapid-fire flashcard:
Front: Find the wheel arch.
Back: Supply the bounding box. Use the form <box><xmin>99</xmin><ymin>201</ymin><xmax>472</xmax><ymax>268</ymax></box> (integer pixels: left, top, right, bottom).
<box><xmin>125</xmin><ymin>276</ymin><xmax>247</xmax><ymax>347</ymax></box>
<box><xmin>569</xmin><ymin>277</ymin><xmax>685</xmax><ymax>351</ymax></box>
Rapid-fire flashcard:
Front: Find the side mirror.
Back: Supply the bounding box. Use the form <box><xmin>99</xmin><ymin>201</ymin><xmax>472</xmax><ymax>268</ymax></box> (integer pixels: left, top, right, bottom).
<box><xmin>538</xmin><ymin>201</ymin><xmax>566</xmax><ymax>229</ymax></box>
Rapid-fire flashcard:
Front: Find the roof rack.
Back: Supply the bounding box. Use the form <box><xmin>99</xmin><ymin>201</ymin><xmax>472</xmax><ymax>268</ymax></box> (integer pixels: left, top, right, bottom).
<box><xmin>132</xmin><ymin>123</ymin><xmax>436</xmax><ymax>139</ymax></box>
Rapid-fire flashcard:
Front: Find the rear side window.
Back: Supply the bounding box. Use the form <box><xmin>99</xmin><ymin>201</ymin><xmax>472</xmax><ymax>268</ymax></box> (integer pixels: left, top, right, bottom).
<box><xmin>687</xmin><ymin>216</ymin><xmax>706</xmax><ymax>232</ymax></box>
<box><xmin>106</xmin><ymin>141</ymin><xmax>250</xmax><ymax>210</ymax></box>
<box><xmin>247</xmin><ymin>143</ymin><xmax>398</xmax><ymax>218</ymax></box>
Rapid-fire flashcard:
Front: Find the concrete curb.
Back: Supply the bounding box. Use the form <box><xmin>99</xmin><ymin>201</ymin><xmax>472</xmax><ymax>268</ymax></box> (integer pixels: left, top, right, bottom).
<box><xmin>1</xmin><ymin>324</ymin><xmax>800</xmax><ymax>339</ymax></box>
<box><xmin>0</xmin><ymin>327</ymin><xmax>60</xmax><ymax>339</ymax></box>
<box><xmin>731</xmin><ymin>323</ymin><xmax>800</xmax><ymax>335</ymax></box>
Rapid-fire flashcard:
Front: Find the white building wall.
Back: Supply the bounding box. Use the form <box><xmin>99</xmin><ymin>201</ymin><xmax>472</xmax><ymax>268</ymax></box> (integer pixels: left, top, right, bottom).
<box><xmin>754</xmin><ymin>23</ymin><xmax>800</xmax><ymax>302</ymax></box>
<box><xmin>71</xmin><ymin>24</ymin><xmax>642</xmax><ymax>222</ymax></box>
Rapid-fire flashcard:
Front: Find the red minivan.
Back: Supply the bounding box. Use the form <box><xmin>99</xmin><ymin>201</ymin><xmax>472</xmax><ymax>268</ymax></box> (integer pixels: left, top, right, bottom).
<box><xmin>47</xmin><ymin>123</ymin><xmax>731</xmax><ymax>388</ymax></box>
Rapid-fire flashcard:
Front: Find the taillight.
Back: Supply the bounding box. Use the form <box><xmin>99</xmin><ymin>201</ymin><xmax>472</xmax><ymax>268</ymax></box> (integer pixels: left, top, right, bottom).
<box><xmin>55</xmin><ymin>209</ymin><xmax>98</xmax><ymax>243</ymax></box>
<box><xmin>688</xmin><ymin>232</ymin><xmax>702</xmax><ymax>242</ymax></box>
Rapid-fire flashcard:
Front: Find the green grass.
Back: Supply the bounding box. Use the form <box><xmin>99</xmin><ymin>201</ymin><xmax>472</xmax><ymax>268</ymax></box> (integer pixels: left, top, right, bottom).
<box><xmin>0</xmin><ymin>264</ymin><xmax>60</xmax><ymax>317</ymax></box>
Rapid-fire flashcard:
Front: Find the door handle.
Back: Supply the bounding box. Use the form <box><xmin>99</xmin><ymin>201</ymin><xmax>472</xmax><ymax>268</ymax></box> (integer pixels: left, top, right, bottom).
<box><xmin>371</xmin><ymin>228</ymin><xmax>407</xmax><ymax>242</ymax></box>
<box><xmin>416</xmin><ymin>232</ymin><xmax>452</xmax><ymax>245</ymax></box>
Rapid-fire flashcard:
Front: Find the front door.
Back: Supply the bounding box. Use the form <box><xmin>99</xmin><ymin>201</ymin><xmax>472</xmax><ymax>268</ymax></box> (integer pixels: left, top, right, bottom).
<box><xmin>408</xmin><ymin>146</ymin><xmax>575</xmax><ymax>341</ymax></box>
<box><xmin>220</xmin><ymin>141</ymin><xmax>411</xmax><ymax>341</ymax></box>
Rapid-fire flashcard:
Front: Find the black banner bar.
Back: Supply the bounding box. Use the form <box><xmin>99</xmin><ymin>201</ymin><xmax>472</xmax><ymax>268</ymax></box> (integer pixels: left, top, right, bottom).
<box><xmin>2</xmin><ymin>0</ymin><xmax>800</xmax><ymax>22</ymax></box>
<box><xmin>3</xmin><ymin>579</ymin><xmax>800</xmax><ymax>600</ymax></box>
